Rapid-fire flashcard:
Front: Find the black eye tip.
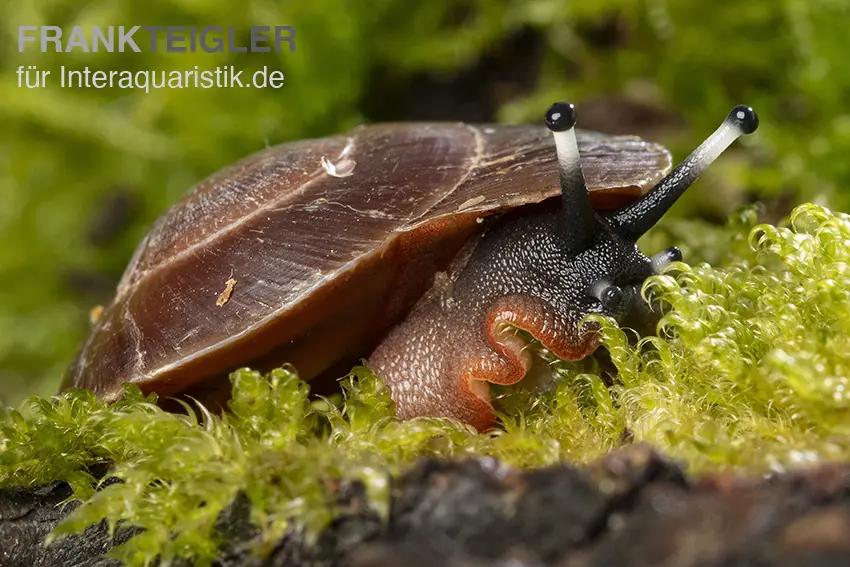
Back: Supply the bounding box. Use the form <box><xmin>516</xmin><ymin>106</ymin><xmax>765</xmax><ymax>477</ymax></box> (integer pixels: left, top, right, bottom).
<box><xmin>729</xmin><ymin>105</ymin><xmax>759</xmax><ymax>134</ymax></box>
<box><xmin>667</xmin><ymin>246</ymin><xmax>683</xmax><ymax>263</ymax></box>
<box><xmin>545</xmin><ymin>102</ymin><xmax>577</xmax><ymax>132</ymax></box>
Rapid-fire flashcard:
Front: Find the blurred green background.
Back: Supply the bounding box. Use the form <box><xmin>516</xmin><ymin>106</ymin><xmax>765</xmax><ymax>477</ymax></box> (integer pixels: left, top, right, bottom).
<box><xmin>1</xmin><ymin>0</ymin><xmax>848</xmax><ymax>404</ymax></box>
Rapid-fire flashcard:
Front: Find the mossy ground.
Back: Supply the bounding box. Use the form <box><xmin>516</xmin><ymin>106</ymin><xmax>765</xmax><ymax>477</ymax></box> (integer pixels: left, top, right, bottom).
<box><xmin>2</xmin><ymin>203</ymin><xmax>849</xmax><ymax>567</ymax></box>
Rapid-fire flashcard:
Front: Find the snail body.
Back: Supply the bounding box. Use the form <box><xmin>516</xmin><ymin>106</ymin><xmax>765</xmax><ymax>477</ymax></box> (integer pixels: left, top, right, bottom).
<box><xmin>64</xmin><ymin>102</ymin><xmax>758</xmax><ymax>430</ymax></box>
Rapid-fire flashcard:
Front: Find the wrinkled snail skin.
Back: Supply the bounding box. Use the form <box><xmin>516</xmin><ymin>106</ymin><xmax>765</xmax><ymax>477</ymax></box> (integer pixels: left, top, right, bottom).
<box><xmin>370</xmin><ymin>103</ymin><xmax>759</xmax><ymax>430</ymax></box>
<box><xmin>368</xmin><ymin>202</ymin><xmax>655</xmax><ymax>430</ymax></box>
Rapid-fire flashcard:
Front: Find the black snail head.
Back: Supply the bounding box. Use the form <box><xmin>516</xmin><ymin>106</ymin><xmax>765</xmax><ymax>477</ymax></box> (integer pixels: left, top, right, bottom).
<box><xmin>537</xmin><ymin>101</ymin><xmax>759</xmax><ymax>330</ymax></box>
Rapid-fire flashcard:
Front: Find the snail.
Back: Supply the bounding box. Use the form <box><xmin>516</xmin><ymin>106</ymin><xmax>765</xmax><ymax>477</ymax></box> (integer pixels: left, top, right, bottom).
<box><xmin>63</xmin><ymin>101</ymin><xmax>758</xmax><ymax>431</ymax></box>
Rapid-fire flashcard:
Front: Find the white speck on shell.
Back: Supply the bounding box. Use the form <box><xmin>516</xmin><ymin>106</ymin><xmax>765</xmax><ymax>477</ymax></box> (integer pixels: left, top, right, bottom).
<box><xmin>321</xmin><ymin>155</ymin><xmax>357</xmax><ymax>178</ymax></box>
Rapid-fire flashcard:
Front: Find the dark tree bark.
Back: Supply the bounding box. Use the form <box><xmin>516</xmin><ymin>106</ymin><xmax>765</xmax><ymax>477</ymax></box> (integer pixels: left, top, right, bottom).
<box><xmin>3</xmin><ymin>445</ymin><xmax>850</xmax><ymax>567</ymax></box>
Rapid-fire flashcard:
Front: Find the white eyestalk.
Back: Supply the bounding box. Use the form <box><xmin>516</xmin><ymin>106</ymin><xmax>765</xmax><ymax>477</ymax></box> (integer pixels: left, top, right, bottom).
<box><xmin>606</xmin><ymin>105</ymin><xmax>759</xmax><ymax>242</ymax></box>
<box><xmin>545</xmin><ymin>102</ymin><xmax>599</xmax><ymax>252</ymax></box>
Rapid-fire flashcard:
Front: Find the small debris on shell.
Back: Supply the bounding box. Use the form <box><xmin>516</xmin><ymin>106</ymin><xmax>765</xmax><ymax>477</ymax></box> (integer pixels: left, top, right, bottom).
<box><xmin>321</xmin><ymin>155</ymin><xmax>357</xmax><ymax>178</ymax></box>
<box><xmin>89</xmin><ymin>305</ymin><xmax>104</xmax><ymax>325</ymax></box>
<box><xmin>216</xmin><ymin>278</ymin><xmax>237</xmax><ymax>307</ymax></box>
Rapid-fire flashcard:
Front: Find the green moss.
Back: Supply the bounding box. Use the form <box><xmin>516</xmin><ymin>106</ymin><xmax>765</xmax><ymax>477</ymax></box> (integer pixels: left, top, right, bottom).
<box><xmin>1</xmin><ymin>202</ymin><xmax>849</xmax><ymax>566</ymax></box>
